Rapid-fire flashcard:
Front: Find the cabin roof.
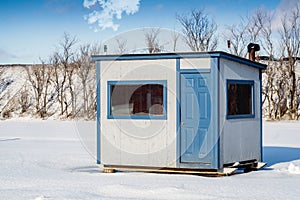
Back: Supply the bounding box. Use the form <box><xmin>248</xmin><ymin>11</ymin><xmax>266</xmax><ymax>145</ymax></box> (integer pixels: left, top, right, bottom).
<box><xmin>92</xmin><ymin>51</ymin><xmax>267</xmax><ymax>70</ymax></box>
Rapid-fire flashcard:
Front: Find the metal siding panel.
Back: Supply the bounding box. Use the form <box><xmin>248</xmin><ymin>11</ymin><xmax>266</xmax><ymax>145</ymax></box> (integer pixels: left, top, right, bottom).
<box><xmin>96</xmin><ymin>61</ymin><xmax>101</xmax><ymax>164</ymax></box>
<box><xmin>180</xmin><ymin>58</ymin><xmax>211</xmax><ymax>70</ymax></box>
<box><xmin>210</xmin><ymin>57</ymin><xmax>220</xmax><ymax>169</ymax></box>
<box><xmin>176</xmin><ymin>58</ymin><xmax>181</xmax><ymax>168</ymax></box>
<box><xmin>100</xmin><ymin>59</ymin><xmax>177</xmax><ymax>167</ymax></box>
<box><xmin>259</xmin><ymin>70</ymin><xmax>263</xmax><ymax>162</ymax></box>
<box><xmin>220</xmin><ymin>58</ymin><xmax>261</xmax><ymax>164</ymax></box>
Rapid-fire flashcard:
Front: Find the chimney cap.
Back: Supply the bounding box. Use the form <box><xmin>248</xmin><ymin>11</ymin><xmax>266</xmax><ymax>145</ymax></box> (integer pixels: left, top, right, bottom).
<box><xmin>247</xmin><ymin>43</ymin><xmax>260</xmax><ymax>52</ymax></box>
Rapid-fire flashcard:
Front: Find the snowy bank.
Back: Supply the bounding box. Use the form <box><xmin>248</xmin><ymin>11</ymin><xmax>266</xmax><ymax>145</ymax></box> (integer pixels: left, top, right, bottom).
<box><xmin>0</xmin><ymin>120</ymin><xmax>299</xmax><ymax>199</ymax></box>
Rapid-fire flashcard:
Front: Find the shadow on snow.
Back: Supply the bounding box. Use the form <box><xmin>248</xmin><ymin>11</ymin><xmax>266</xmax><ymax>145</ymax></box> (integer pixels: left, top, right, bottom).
<box><xmin>263</xmin><ymin>146</ymin><xmax>300</xmax><ymax>167</ymax></box>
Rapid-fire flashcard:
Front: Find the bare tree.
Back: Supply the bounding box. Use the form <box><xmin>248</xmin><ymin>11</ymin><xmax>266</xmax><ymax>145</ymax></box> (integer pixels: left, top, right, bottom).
<box><xmin>25</xmin><ymin>61</ymin><xmax>53</xmax><ymax>118</ymax></box>
<box><xmin>0</xmin><ymin>68</ymin><xmax>3</xmax><ymax>80</ymax></box>
<box><xmin>25</xmin><ymin>65</ymin><xmax>42</xmax><ymax>116</ymax></box>
<box><xmin>1</xmin><ymin>91</ymin><xmax>17</xmax><ymax>119</ymax></box>
<box><xmin>246</xmin><ymin>11</ymin><xmax>263</xmax><ymax>44</ymax></box>
<box><xmin>144</xmin><ymin>28</ymin><xmax>162</xmax><ymax>53</ymax></box>
<box><xmin>249</xmin><ymin>8</ymin><xmax>284</xmax><ymax>119</ymax></box>
<box><xmin>171</xmin><ymin>30</ymin><xmax>181</xmax><ymax>52</ymax></box>
<box><xmin>279</xmin><ymin>3</ymin><xmax>300</xmax><ymax>119</ymax></box>
<box><xmin>177</xmin><ymin>9</ymin><xmax>218</xmax><ymax>52</ymax></box>
<box><xmin>262</xmin><ymin>59</ymin><xmax>289</xmax><ymax>120</ymax></box>
<box><xmin>248</xmin><ymin>5</ymin><xmax>300</xmax><ymax>120</ymax></box>
<box><xmin>225</xmin><ymin>8</ymin><xmax>290</xmax><ymax>119</ymax></box>
<box><xmin>225</xmin><ymin>8</ymin><xmax>273</xmax><ymax>58</ymax></box>
<box><xmin>0</xmin><ymin>68</ymin><xmax>4</xmax><ymax>103</ymax></box>
<box><xmin>18</xmin><ymin>86</ymin><xmax>30</xmax><ymax>114</ymax></box>
<box><xmin>0</xmin><ymin>68</ymin><xmax>15</xmax><ymax>118</ymax></box>
<box><xmin>87</xmin><ymin>84</ymin><xmax>96</xmax><ymax>118</ymax></box>
<box><xmin>76</xmin><ymin>43</ymin><xmax>99</xmax><ymax>119</ymax></box>
<box><xmin>42</xmin><ymin>62</ymin><xmax>53</xmax><ymax>117</ymax></box>
<box><xmin>225</xmin><ymin>20</ymin><xmax>248</xmax><ymax>57</ymax></box>
<box><xmin>115</xmin><ymin>37</ymin><xmax>127</xmax><ymax>54</ymax></box>
<box><xmin>255</xmin><ymin>8</ymin><xmax>275</xmax><ymax>57</ymax></box>
<box><xmin>50</xmin><ymin>52</ymin><xmax>64</xmax><ymax>115</ymax></box>
<box><xmin>66</xmin><ymin>63</ymin><xmax>77</xmax><ymax>118</ymax></box>
<box><xmin>55</xmin><ymin>32</ymin><xmax>77</xmax><ymax>118</ymax></box>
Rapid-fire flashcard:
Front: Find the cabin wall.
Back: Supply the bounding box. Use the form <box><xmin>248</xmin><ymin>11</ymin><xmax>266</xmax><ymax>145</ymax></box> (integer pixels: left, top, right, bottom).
<box><xmin>219</xmin><ymin>58</ymin><xmax>262</xmax><ymax>165</ymax></box>
<box><xmin>100</xmin><ymin>59</ymin><xmax>177</xmax><ymax>167</ymax></box>
<box><xmin>180</xmin><ymin>58</ymin><xmax>210</xmax><ymax>70</ymax></box>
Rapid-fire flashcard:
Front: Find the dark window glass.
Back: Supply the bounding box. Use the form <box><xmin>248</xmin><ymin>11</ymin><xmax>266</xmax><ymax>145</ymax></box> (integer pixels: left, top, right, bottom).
<box><xmin>227</xmin><ymin>82</ymin><xmax>253</xmax><ymax>116</ymax></box>
<box><xmin>110</xmin><ymin>83</ymin><xmax>164</xmax><ymax>117</ymax></box>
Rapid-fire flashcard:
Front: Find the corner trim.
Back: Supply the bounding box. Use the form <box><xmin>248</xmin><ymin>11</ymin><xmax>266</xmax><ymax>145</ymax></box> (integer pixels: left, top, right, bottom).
<box><xmin>259</xmin><ymin>70</ymin><xmax>263</xmax><ymax>162</ymax></box>
<box><xmin>176</xmin><ymin>58</ymin><xmax>181</xmax><ymax>167</ymax></box>
<box><xmin>96</xmin><ymin>61</ymin><xmax>101</xmax><ymax>164</ymax></box>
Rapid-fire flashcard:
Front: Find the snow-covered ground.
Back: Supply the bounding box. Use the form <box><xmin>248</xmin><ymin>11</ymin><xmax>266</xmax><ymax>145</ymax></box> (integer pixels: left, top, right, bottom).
<box><xmin>0</xmin><ymin>120</ymin><xmax>299</xmax><ymax>199</ymax></box>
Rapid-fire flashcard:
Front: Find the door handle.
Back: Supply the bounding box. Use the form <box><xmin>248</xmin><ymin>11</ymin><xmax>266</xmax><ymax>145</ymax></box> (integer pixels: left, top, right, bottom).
<box><xmin>181</xmin><ymin>121</ymin><xmax>185</xmax><ymax>126</ymax></box>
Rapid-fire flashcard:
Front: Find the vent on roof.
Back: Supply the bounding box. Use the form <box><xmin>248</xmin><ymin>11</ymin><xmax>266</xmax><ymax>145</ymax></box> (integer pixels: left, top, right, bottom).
<box><xmin>247</xmin><ymin>43</ymin><xmax>260</xmax><ymax>61</ymax></box>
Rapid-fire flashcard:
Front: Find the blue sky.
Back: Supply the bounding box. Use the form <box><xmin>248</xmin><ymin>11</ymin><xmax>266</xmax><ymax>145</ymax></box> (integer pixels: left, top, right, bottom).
<box><xmin>0</xmin><ymin>0</ymin><xmax>288</xmax><ymax>64</ymax></box>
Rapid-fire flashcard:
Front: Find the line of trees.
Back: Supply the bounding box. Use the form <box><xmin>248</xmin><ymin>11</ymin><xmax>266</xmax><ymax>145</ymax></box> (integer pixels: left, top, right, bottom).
<box><xmin>1</xmin><ymin>4</ymin><xmax>299</xmax><ymax>120</ymax></box>
<box><xmin>141</xmin><ymin>6</ymin><xmax>300</xmax><ymax>120</ymax></box>
<box><xmin>223</xmin><ymin>5</ymin><xmax>300</xmax><ymax>120</ymax></box>
<box><xmin>0</xmin><ymin>33</ymin><xmax>99</xmax><ymax>119</ymax></box>
<box><xmin>142</xmin><ymin>6</ymin><xmax>300</xmax><ymax>120</ymax></box>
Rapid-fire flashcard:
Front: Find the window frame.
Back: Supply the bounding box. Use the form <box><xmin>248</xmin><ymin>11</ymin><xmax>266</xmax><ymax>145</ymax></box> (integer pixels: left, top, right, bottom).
<box><xmin>107</xmin><ymin>80</ymin><xmax>167</xmax><ymax>120</ymax></box>
<box><xmin>226</xmin><ymin>79</ymin><xmax>255</xmax><ymax>119</ymax></box>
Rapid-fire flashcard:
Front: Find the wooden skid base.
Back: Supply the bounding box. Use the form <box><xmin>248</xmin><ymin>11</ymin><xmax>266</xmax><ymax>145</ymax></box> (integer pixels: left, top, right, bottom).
<box><xmin>224</xmin><ymin>161</ymin><xmax>267</xmax><ymax>173</ymax></box>
<box><xmin>102</xmin><ymin>165</ymin><xmax>238</xmax><ymax>177</ymax></box>
<box><xmin>103</xmin><ymin>168</ymin><xmax>115</xmax><ymax>173</ymax></box>
<box><xmin>253</xmin><ymin>162</ymin><xmax>267</xmax><ymax>170</ymax></box>
<box><xmin>101</xmin><ymin>161</ymin><xmax>267</xmax><ymax>176</ymax></box>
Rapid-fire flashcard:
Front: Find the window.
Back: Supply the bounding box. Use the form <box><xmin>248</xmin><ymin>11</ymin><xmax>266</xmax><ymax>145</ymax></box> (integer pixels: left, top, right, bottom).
<box><xmin>108</xmin><ymin>80</ymin><xmax>167</xmax><ymax>119</ymax></box>
<box><xmin>227</xmin><ymin>80</ymin><xmax>254</xmax><ymax>119</ymax></box>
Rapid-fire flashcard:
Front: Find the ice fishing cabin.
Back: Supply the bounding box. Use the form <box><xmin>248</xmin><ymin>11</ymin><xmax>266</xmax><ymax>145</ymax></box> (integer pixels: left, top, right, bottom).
<box><xmin>92</xmin><ymin>51</ymin><xmax>267</xmax><ymax>176</ymax></box>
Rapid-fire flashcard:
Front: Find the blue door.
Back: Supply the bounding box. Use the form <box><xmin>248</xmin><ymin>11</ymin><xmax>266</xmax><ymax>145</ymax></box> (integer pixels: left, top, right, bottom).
<box><xmin>180</xmin><ymin>73</ymin><xmax>211</xmax><ymax>164</ymax></box>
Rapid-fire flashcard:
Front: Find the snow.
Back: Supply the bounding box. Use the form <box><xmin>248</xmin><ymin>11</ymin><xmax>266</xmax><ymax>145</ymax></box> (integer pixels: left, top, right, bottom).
<box><xmin>0</xmin><ymin>120</ymin><xmax>300</xmax><ymax>199</ymax></box>
<box><xmin>286</xmin><ymin>163</ymin><xmax>300</xmax><ymax>174</ymax></box>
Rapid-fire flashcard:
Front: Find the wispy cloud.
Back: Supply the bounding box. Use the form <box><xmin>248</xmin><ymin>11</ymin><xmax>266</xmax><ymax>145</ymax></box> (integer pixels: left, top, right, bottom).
<box><xmin>83</xmin><ymin>0</ymin><xmax>141</xmax><ymax>31</ymax></box>
<box><xmin>45</xmin><ymin>0</ymin><xmax>76</xmax><ymax>14</ymax></box>
<box><xmin>155</xmin><ymin>4</ymin><xmax>164</xmax><ymax>11</ymax></box>
<box><xmin>0</xmin><ymin>49</ymin><xmax>17</xmax><ymax>59</ymax></box>
<box><xmin>83</xmin><ymin>0</ymin><xmax>97</xmax><ymax>8</ymax></box>
<box><xmin>272</xmin><ymin>0</ymin><xmax>300</xmax><ymax>30</ymax></box>
<box><xmin>0</xmin><ymin>49</ymin><xmax>18</xmax><ymax>64</ymax></box>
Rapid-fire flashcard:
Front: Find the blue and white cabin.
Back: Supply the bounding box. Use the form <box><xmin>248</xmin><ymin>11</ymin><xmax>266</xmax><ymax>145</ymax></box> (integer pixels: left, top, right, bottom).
<box><xmin>92</xmin><ymin>52</ymin><xmax>267</xmax><ymax>174</ymax></box>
